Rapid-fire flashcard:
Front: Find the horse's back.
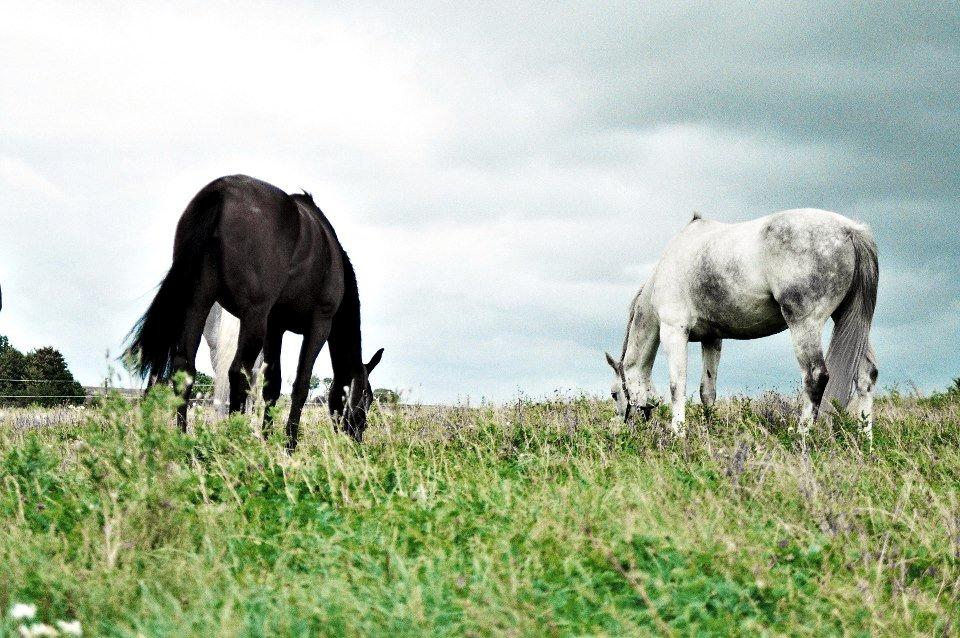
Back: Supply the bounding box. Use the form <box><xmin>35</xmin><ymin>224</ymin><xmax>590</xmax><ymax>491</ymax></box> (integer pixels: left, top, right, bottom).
<box><xmin>213</xmin><ymin>175</ymin><xmax>299</xmax><ymax>235</ymax></box>
<box><xmin>686</xmin><ymin>208</ymin><xmax>864</xmax><ymax>282</ymax></box>
<box><xmin>759</xmin><ymin>208</ymin><xmax>866</xmax><ymax>253</ymax></box>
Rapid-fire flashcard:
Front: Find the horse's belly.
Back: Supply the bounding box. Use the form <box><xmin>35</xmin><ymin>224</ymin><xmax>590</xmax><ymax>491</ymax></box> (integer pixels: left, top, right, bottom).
<box><xmin>688</xmin><ymin>295</ymin><xmax>787</xmax><ymax>341</ymax></box>
<box><xmin>682</xmin><ymin>236</ymin><xmax>787</xmax><ymax>341</ymax></box>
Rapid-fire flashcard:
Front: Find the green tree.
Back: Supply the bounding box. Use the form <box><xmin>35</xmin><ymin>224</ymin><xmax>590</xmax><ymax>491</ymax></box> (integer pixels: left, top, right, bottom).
<box><xmin>311</xmin><ymin>376</ymin><xmax>334</xmax><ymax>405</ymax></box>
<box><xmin>24</xmin><ymin>346</ymin><xmax>86</xmax><ymax>407</ymax></box>
<box><xmin>373</xmin><ymin>388</ymin><xmax>401</xmax><ymax>405</ymax></box>
<box><xmin>193</xmin><ymin>371</ymin><xmax>215</xmax><ymax>400</ymax></box>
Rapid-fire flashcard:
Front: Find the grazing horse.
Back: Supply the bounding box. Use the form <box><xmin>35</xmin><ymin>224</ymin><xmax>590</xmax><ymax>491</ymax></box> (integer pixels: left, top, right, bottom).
<box><xmin>204</xmin><ymin>302</ymin><xmax>262</xmax><ymax>415</ymax></box>
<box><xmin>126</xmin><ymin>175</ymin><xmax>384</xmax><ymax>449</ymax></box>
<box><xmin>606</xmin><ymin>209</ymin><xmax>878</xmax><ymax>439</ymax></box>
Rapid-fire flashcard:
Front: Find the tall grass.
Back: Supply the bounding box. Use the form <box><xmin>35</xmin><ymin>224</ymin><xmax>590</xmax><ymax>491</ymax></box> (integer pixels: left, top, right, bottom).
<box><xmin>1</xmin><ymin>385</ymin><xmax>958</xmax><ymax>636</ymax></box>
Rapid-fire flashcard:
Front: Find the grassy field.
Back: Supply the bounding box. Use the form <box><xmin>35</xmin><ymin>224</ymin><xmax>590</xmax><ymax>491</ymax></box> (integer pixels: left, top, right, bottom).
<box><xmin>1</xmin><ymin>383</ymin><xmax>959</xmax><ymax>637</ymax></box>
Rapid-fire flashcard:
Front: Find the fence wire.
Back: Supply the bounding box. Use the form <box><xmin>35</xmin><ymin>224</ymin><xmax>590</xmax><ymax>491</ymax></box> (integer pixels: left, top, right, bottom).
<box><xmin>0</xmin><ymin>380</ymin><xmax>215</xmax><ymax>401</ymax></box>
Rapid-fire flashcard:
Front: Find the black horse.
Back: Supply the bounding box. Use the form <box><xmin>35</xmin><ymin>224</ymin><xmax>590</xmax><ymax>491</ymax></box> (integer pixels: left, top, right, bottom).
<box><xmin>126</xmin><ymin>175</ymin><xmax>383</xmax><ymax>449</ymax></box>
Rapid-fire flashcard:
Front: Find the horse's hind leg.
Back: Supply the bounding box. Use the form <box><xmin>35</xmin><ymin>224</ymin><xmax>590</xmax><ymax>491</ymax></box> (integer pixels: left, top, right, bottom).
<box><xmin>171</xmin><ymin>276</ymin><xmax>218</xmax><ymax>432</ymax></box>
<box><xmin>700</xmin><ymin>338</ymin><xmax>722</xmax><ymax>417</ymax></box>
<box><xmin>786</xmin><ymin>316</ymin><xmax>829</xmax><ymax>436</ymax></box>
<box><xmin>260</xmin><ymin>320</ymin><xmax>285</xmax><ymax>437</ymax></box>
<box><xmin>847</xmin><ymin>342</ymin><xmax>878</xmax><ymax>444</ymax></box>
<box><xmin>171</xmin><ymin>312</ymin><xmax>207</xmax><ymax>432</ymax></box>
<box><xmin>228</xmin><ymin>311</ymin><xmax>268</xmax><ymax>414</ymax></box>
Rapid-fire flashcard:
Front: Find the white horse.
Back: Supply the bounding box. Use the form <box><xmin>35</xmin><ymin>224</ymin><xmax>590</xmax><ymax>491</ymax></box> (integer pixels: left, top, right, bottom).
<box><xmin>203</xmin><ymin>303</ymin><xmax>263</xmax><ymax>415</ymax></box>
<box><xmin>607</xmin><ymin>209</ymin><xmax>878</xmax><ymax>439</ymax></box>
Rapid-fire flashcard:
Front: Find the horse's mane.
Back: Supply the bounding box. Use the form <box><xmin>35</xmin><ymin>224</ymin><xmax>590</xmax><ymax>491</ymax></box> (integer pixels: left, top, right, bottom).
<box><xmin>620</xmin><ymin>287</ymin><xmax>643</xmax><ymax>360</ymax></box>
<box><xmin>330</xmin><ymin>249</ymin><xmax>362</xmax><ymax>360</ymax></box>
<box><xmin>291</xmin><ymin>191</ymin><xmax>348</xmax><ymax>245</ymax></box>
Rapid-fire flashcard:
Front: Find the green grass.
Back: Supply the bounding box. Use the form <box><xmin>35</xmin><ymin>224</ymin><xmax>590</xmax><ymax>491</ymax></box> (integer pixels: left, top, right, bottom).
<box><xmin>1</xmin><ymin>386</ymin><xmax>959</xmax><ymax>637</ymax></box>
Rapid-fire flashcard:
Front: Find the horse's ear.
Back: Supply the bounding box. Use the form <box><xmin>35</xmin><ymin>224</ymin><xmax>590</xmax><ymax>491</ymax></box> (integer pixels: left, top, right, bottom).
<box><xmin>366</xmin><ymin>348</ymin><xmax>384</xmax><ymax>373</ymax></box>
<box><xmin>605</xmin><ymin>352</ymin><xmax>620</xmax><ymax>372</ymax></box>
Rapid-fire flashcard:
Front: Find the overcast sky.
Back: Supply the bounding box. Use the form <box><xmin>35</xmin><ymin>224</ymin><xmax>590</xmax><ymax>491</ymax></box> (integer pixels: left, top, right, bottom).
<box><xmin>1</xmin><ymin>1</ymin><xmax>958</xmax><ymax>403</ymax></box>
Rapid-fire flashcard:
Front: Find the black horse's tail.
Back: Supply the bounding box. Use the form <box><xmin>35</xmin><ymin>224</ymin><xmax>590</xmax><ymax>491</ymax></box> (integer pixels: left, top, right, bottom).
<box><xmin>125</xmin><ymin>188</ymin><xmax>222</xmax><ymax>382</ymax></box>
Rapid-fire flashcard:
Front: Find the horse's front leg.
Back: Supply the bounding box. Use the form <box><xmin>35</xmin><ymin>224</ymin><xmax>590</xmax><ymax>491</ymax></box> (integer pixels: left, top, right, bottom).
<box><xmin>286</xmin><ymin>316</ymin><xmax>332</xmax><ymax>452</ymax></box>
<box><xmin>660</xmin><ymin>323</ymin><xmax>690</xmax><ymax>436</ymax></box>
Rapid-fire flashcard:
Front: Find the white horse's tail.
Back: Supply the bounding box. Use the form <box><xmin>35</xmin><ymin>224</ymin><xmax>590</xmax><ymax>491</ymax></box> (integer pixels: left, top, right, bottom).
<box><xmin>214</xmin><ymin>310</ymin><xmax>241</xmax><ymax>409</ymax></box>
<box><xmin>204</xmin><ymin>303</ymin><xmax>265</xmax><ymax>415</ymax></box>
<box><xmin>822</xmin><ymin>226</ymin><xmax>879</xmax><ymax>411</ymax></box>
<box><xmin>202</xmin><ymin>303</ymin><xmax>241</xmax><ymax>414</ymax></box>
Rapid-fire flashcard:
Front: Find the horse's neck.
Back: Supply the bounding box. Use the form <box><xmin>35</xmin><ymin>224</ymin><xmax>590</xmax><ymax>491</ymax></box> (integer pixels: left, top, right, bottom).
<box><xmin>328</xmin><ymin>341</ymin><xmax>363</xmax><ymax>387</ymax></box>
<box><xmin>622</xmin><ymin>284</ymin><xmax>658</xmax><ymax>377</ymax></box>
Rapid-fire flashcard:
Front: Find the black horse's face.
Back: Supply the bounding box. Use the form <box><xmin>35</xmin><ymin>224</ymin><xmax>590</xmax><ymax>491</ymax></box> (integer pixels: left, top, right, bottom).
<box><xmin>331</xmin><ymin>348</ymin><xmax>384</xmax><ymax>442</ymax></box>
<box><xmin>342</xmin><ymin>378</ymin><xmax>373</xmax><ymax>441</ymax></box>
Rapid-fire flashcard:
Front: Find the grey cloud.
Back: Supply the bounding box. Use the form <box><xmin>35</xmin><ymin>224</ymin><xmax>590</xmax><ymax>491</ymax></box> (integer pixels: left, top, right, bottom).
<box><xmin>0</xmin><ymin>1</ymin><xmax>957</xmax><ymax>402</ymax></box>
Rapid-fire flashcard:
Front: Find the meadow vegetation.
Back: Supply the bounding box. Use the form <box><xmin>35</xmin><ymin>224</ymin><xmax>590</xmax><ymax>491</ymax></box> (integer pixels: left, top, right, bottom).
<box><xmin>1</xmin><ymin>382</ymin><xmax>959</xmax><ymax>636</ymax></box>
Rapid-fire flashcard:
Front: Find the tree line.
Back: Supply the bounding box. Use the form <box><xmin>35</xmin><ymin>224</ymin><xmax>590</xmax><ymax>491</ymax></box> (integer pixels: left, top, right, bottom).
<box><xmin>310</xmin><ymin>375</ymin><xmax>401</xmax><ymax>405</ymax></box>
<box><xmin>0</xmin><ymin>333</ymin><xmax>402</xmax><ymax>409</ymax></box>
<box><xmin>0</xmin><ymin>335</ymin><xmax>85</xmax><ymax>407</ymax></box>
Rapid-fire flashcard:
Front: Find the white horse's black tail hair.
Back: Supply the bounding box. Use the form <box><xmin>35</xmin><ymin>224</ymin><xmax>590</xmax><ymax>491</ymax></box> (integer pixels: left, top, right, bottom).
<box><xmin>125</xmin><ymin>188</ymin><xmax>222</xmax><ymax>382</ymax></box>
<box><xmin>821</xmin><ymin>226</ymin><xmax>878</xmax><ymax>411</ymax></box>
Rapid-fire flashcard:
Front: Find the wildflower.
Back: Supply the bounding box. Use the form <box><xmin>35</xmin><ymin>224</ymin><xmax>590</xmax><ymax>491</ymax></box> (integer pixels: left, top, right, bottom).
<box><xmin>9</xmin><ymin>603</ymin><xmax>37</xmax><ymax>621</ymax></box>
<box><xmin>57</xmin><ymin>620</ymin><xmax>83</xmax><ymax>636</ymax></box>
<box><xmin>23</xmin><ymin>623</ymin><xmax>59</xmax><ymax>637</ymax></box>
<box><xmin>412</xmin><ymin>483</ymin><xmax>425</xmax><ymax>501</ymax></box>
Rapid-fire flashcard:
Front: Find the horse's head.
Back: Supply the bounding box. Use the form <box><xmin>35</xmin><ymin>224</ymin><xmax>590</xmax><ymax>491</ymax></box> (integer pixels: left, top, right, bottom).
<box><xmin>605</xmin><ymin>352</ymin><xmax>657</xmax><ymax>422</ymax></box>
<box><xmin>329</xmin><ymin>348</ymin><xmax>384</xmax><ymax>442</ymax></box>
